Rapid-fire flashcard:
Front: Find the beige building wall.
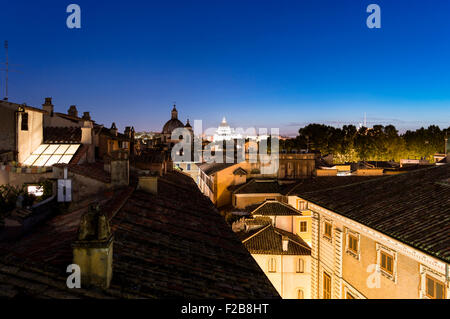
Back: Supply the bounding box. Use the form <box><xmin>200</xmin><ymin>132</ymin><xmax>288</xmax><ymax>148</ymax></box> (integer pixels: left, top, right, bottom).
<box><xmin>17</xmin><ymin>110</ymin><xmax>43</xmax><ymax>164</ymax></box>
<box><xmin>288</xmin><ymin>196</ymin><xmax>312</xmax><ymax>246</ymax></box>
<box><xmin>251</xmin><ymin>254</ymin><xmax>311</xmax><ymax>299</ymax></box>
<box><xmin>308</xmin><ymin>202</ymin><xmax>449</xmax><ymax>299</ymax></box>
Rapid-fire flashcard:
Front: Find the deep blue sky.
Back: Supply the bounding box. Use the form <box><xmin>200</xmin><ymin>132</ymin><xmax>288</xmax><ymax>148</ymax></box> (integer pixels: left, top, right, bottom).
<box><xmin>1</xmin><ymin>0</ymin><xmax>449</xmax><ymax>135</ymax></box>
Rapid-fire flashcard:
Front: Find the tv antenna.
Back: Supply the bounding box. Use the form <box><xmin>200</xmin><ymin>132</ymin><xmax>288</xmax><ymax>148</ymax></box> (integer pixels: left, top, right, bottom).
<box><xmin>1</xmin><ymin>40</ymin><xmax>22</xmax><ymax>101</ymax></box>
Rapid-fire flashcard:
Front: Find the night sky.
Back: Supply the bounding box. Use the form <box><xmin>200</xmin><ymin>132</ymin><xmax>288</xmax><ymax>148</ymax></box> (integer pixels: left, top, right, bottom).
<box><xmin>1</xmin><ymin>0</ymin><xmax>450</xmax><ymax>135</ymax></box>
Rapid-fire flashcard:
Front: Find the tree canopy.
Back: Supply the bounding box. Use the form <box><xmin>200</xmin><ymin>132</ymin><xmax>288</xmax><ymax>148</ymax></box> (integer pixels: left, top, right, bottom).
<box><xmin>280</xmin><ymin>124</ymin><xmax>449</xmax><ymax>163</ymax></box>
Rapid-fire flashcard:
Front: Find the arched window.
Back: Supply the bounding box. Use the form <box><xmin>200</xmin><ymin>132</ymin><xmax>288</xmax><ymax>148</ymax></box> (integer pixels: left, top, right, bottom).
<box><xmin>268</xmin><ymin>258</ymin><xmax>276</xmax><ymax>273</ymax></box>
<box><xmin>296</xmin><ymin>258</ymin><xmax>304</xmax><ymax>273</ymax></box>
<box><xmin>297</xmin><ymin>289</ymin><xmax>304</xmax><ymax>299</ymax></box>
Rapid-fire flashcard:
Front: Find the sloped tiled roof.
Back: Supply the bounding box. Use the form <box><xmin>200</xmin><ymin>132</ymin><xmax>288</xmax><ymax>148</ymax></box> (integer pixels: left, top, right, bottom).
<box><xmin>53</xmin><ymin>162</ymin><xmax>111</xmax><ymax>183</ymax></box>
<box><xmin>241</xmin><ymin>224</ymin><xmax>311</xmax><ymax>255</ymax></box>
<box><xmin>0</xmin><ymin>172</ymin><xmax>280</xmax><ymax>298</ymax></box>
<box><xmin>197</xmin><ymin>162</ymin><xmax>237</xmax><ymax>176</ymax></box>
<box><xmin>300</xmin><ymin>165</ymin><xmax>450</xmax><ymax>263</ymax></box>
<box><xmin>251</xmin><ymin>200</ymin><xmax>302</xmax><ymax>216</ymax></box>
<box><xmin>286</xmin><ymin>176</ymin><xmax>384</xmax><ymax>196</ymax></box>
<box><xmin>233</xmin><ymin>179</ymin><xmax>297</xmax><ymax>194</ymax></box>
<box><xmin>44</xmin><ymin>127</ymin><xmax>81</xmax><ymax>143</ymax></box>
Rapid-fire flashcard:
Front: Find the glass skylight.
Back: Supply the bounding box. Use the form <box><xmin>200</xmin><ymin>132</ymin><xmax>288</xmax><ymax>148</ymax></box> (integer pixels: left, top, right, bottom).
<box><xmin>23</xmin><ymin>144</ymin><xmax>80</xmax><ymax>167</ymax></box>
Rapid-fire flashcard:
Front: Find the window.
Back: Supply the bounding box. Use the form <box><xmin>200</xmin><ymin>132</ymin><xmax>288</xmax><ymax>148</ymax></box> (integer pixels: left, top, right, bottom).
<box><xmin>299</xmin><ymin>221</ymin><xmax>307</xmax><ymax>233</ymax></box>
<box><xmin>297</xmin><ymin>289</ymin><xmax>304</xmax><ymax>299</ymax></box>
<box><xmin>268</xmin><ymin>258</ymin><xmax>276</xmax><ymax>273</ymax></box>
<box><xmin>380</xmin><ymin>251</ymin><xmax>393</xmax><ymax>275</ymax></box>
<box><xmin>21</xmin><ymin>112</ymin><xmax>29</xmax><ymax>131</ymax></box>
<box><xmin>297</xmin><ymin>200</ymin><xmax>307</xmax><ymax>210</ymax></box>
<box><xmin>426</xmin><ymin>275</ymin><xmax>445</xmax><ymax>299</ymax></box>
<box><xmin>348</xmin><ymin>234</ymin><xmax>358</xmax><ymax>254</ymax></box>
<box><xmin>296</xmin><ymin>258</ymin><xmax>305</xmax><ymax>273</ymax></box>
<box><xmin>323</xmin><ymin>272</ymin><xmax>331</xmax><ymax>299</ymax></box>
<box><xmin>324</xmin><ymin>221</ymin><xmax>332</xmax><ymax>239</ymax></box>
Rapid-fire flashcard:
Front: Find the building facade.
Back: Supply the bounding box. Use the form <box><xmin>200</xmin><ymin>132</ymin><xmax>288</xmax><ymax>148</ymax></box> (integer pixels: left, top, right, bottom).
<box><xmin>300</xmin><ymin>165</ymin><xmax>450</xmax><ymax>299</ymax></box>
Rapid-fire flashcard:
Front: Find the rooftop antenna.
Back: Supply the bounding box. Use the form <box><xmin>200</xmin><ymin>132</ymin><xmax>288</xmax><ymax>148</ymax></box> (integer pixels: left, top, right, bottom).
<box><xmin>1</xmin><ymin>40</ymin><xmax>21</xmax><ymax>101</ymax></box>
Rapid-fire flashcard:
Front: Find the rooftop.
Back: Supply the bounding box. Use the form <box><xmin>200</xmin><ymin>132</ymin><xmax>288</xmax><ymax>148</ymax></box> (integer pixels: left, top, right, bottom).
<box><xmin>44</xmin><ymin>126</ymin><xmax>81</xmax><ymax>144</ymax></box>
<box><xmin>286</xmin><ymin>175</ymin><xmax>384</xmax><ymax>196</ymax></box>
<box><xmin>197</xmin><ymin>162</ymin><xmax>237</xmax><ymax>176</ymax></box>
<box><xmin>240</xmin><ymin>223</ymin><xmax>311</xmax><ymax>255</ymax></box>
<box><xmin>251</xmin><ymin>200</ymin><xmax>302</xmax><ymax>216</ymax></box>
<box><xmin>0</xmin><ymin>171</ymin><xmax>280</xmax><ymax>298</ymax></box>
<box><xmin>232</xmin><ymin>179</ymin><xmax>297</xmax><ymax>195</ymax></box>
<box><xmin>300</xmin><ymin>164</ymin><xmax>450</xmax><ymax>263</ymax></box>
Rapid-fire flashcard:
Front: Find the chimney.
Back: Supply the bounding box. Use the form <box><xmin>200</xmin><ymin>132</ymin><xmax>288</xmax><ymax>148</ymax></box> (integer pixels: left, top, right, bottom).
<box><xmin>68</xmin><ymin>105</ymin><xmax>78</xmax><ymax>117</ymax></box>
<box><xmin>72</xmin><ymin>204</ymin><xmax>113</xmax><ymax>289</ymax></box>
<box><xmin>282</xmin><ymin>236</ymin><xmax>289</xmax><ymax>252</ymax></box>
<box><xmin>137</xmin><ymin>175</ymin><xmax>158</xmax><ymax>194</ymax></box>
<box><xmin>82</xmin><ymin>112</ymin><xmax>91</xmax><ymax>121</ymax></box>
<box><xmin>42</xmin><ymin>97</ymin><xmax>54</xmax><ymax>115</ymax></box>
<box><xmin>110</xmin><ymin>122</ymin><xmax>118</xmax><ymax>136</ymax></box>
<box><xmin>81</xmin><ymin>120</ymin><xmax>93</xmax><ymax>145</ymax></box>
<box><xmin>81</xmin><ymin>120</ymin><xmax>95</xmax><ymax>163</ymax></box>
<box><xmin>109</xmin><ymin>150</ymin><xmax>129</xmax><ymax>187</ymax></box>
<box><xmin>124</xmin><ymin>126</ymin><xmax>132</xmax><ymax>138</ymax></box>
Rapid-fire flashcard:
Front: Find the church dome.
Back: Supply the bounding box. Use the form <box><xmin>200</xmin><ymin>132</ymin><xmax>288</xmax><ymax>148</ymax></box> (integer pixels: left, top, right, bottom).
<box><xmin>162</xmin><ymin>105</ymin><xmax>184</xmax><ymax>134</ymax></box>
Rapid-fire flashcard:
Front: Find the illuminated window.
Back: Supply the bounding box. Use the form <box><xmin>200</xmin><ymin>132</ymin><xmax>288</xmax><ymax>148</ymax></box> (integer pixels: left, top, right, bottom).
<box><xmin>426</xmin><ymin>275</ymin><xmax>445</xmax><ymax>299</ymax></box>
<box><xmin>27</xmin><ymin>185</ymin><xmax>44</xmax><ymax>197</ymax></box>
<box><xmin>21</xmin><ymin>113</ymin><xmax>29</xmax><ymax>131</ymax></box>
<box><xmin>268</xmin><ymin>258</ymin><xmax>276</xmax><ymax>273</ymax></box>
<box><xmin>348</xmin><ymin>234</ymin><xmax>358</xmax><ymax>253</ymax></box>
<box><xmin>296</xmin><ymin>258</ymin><xmax>304</xmax><ymax>273</ymax></box>
<box><xmin>323</xmin><ymin>272</ymin><xmax>331</xmax><ymax>299</ymax></box>
<box><xmin>299</xmin><ymin>221</ymin><xmax>307</xmax><ymax>233</ymax></box>
<box><xmin>23</xmin><ymin>144</ymin><xmax>80</xmax><ymax>167</ymax></box>
<box><xmin>297</xmin><ymin>289</ymin><xmax>304</xmax><ymax>299</ymax></box>
<box><xmin>380</xmin><ymin>251</ymin><xmax>394</xmax><ymax>275</ymax></box>
<box><xmin>324</xmin><ymin>221</ymin><xmax>332</xmax><ymax>239</ymax></box>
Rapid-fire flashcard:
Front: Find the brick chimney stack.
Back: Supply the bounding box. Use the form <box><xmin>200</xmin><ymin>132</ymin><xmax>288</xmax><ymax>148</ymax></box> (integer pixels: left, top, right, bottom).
<box><xmin>72</xmin><ymin>204</ymin><xmax>113</xmax><ymax>289</ymax></box>
<box><xmin>68</xmin><ymin>105</ymin><xmax>78</xmax><ymax>118</ymax></box>
<box><xmin>42</xmin><ymin>97</ymin><xmax>54</xmax><ymax>115</ymax></box>
<box><xmin>106</xmin><ymin>150</ymin><xmax>129</xmax><ymax>187</ymax></box>
<box><xmin>81</xmin><ymin>120</ymin><xmax>95</xmax><ymax>163</ymax></box>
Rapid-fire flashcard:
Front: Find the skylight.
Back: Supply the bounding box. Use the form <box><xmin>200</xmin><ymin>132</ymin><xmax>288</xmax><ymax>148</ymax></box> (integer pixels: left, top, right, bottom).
<box><xmin>22</xmin><ymin>144</ymin><xmax>80</xmax><ymax>167</ymax></box>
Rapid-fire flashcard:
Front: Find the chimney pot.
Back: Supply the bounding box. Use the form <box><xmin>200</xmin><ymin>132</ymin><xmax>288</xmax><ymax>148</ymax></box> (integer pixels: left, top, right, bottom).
<box><xmin>109</xmin><ymin>150</ymin><xmax>129</xmax><ymax>187</ymax></box>
<box><xmin>82</xmin><ymin>112</ymin><xmax>91</xmax><ymax>121</ymax></box>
